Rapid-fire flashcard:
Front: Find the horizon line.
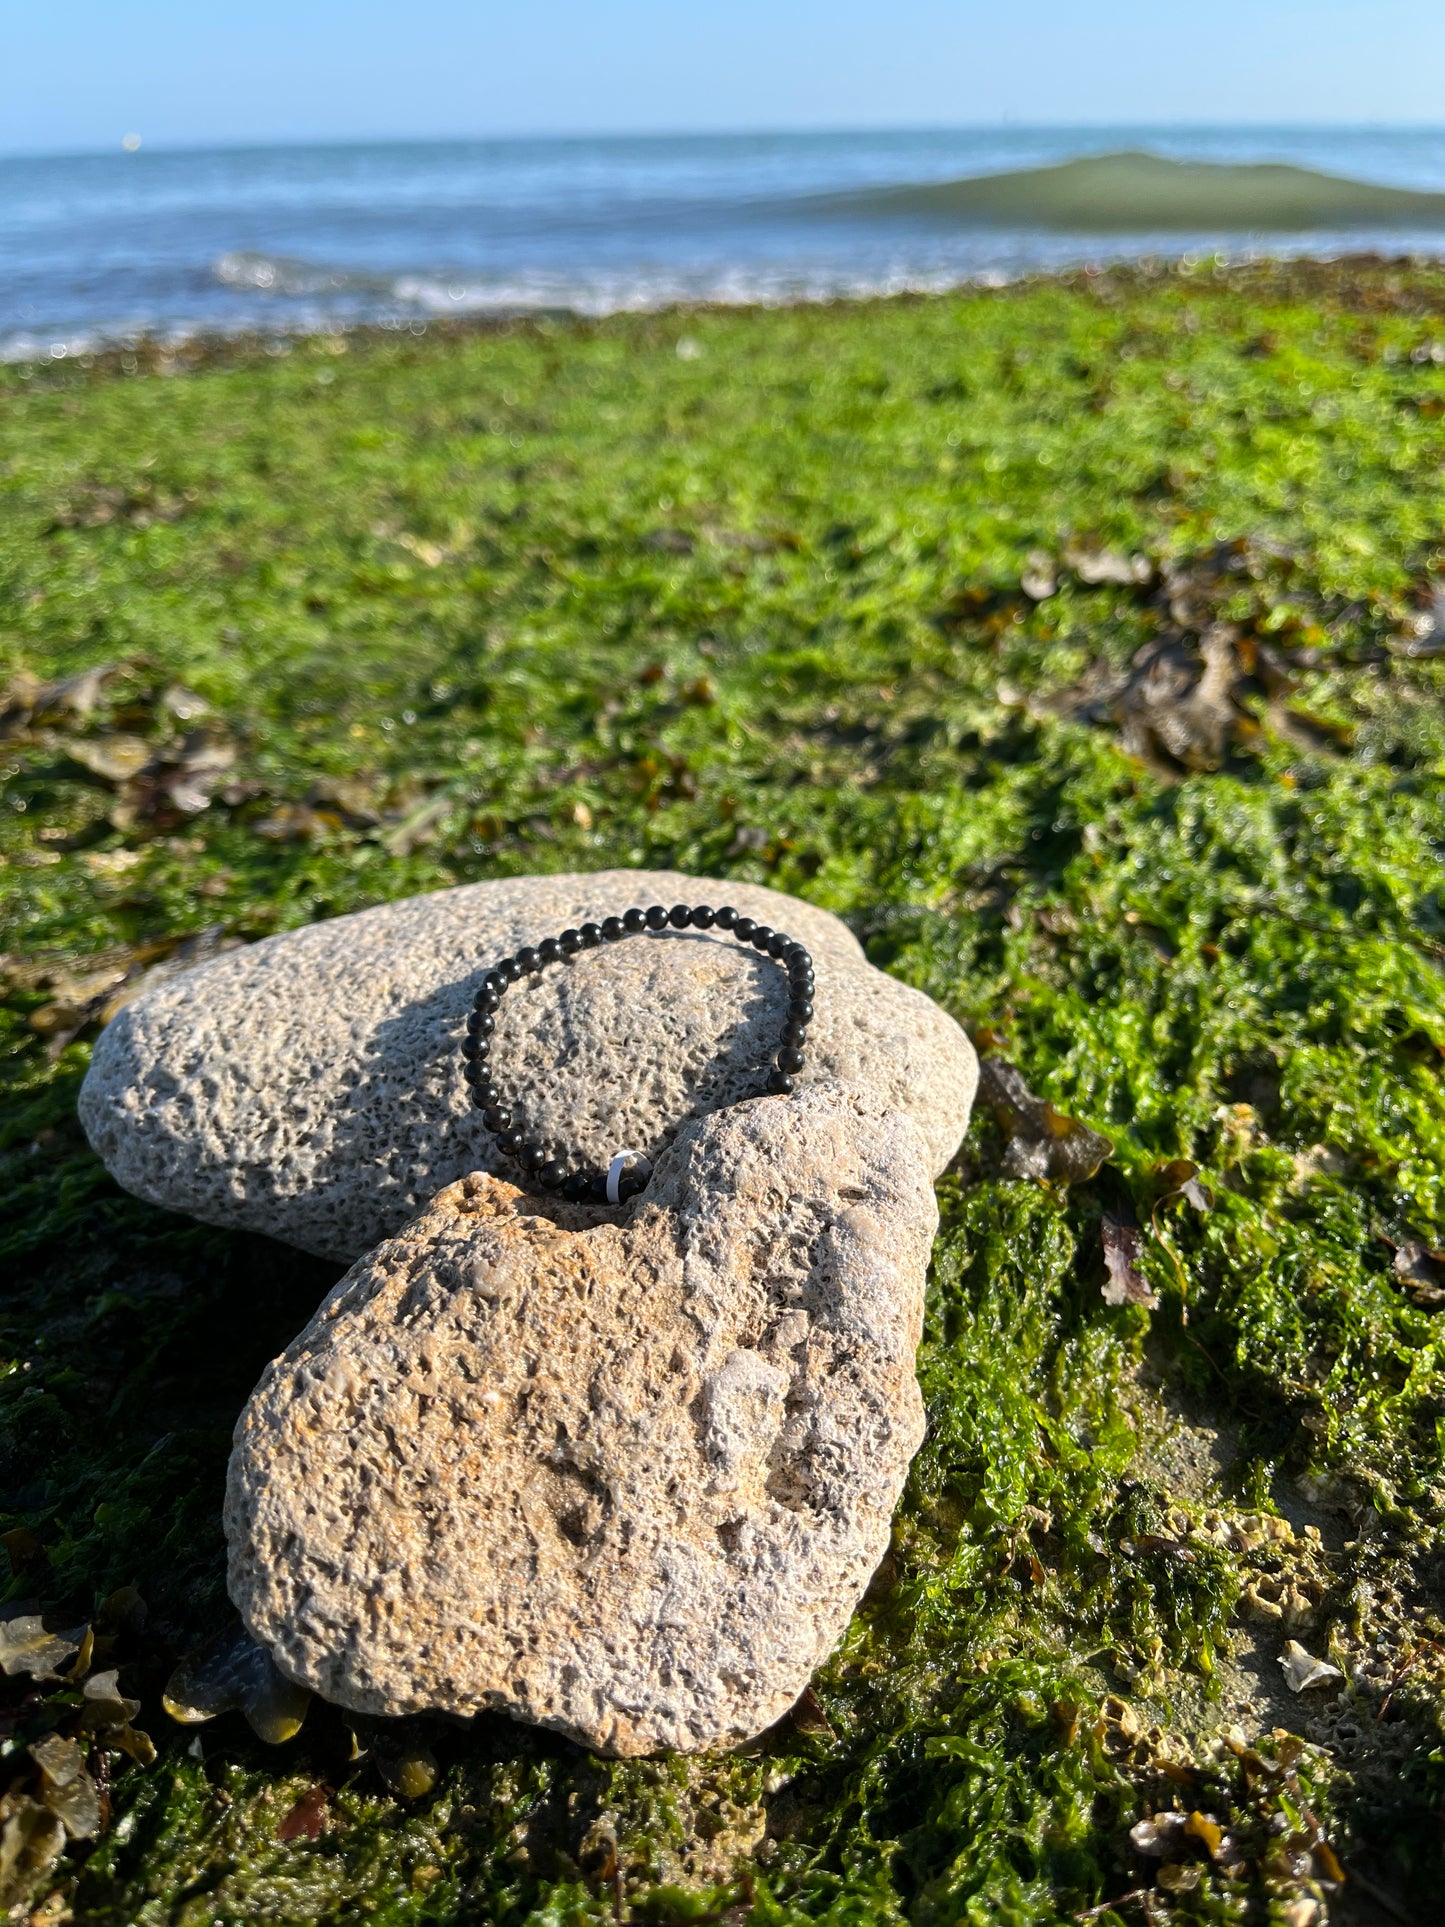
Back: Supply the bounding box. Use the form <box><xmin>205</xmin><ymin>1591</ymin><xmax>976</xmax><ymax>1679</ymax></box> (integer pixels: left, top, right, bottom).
<box><xmin>6</xmin><ymin>120</ymin><xmax>1445</xmax><ymax>166</ymax></box>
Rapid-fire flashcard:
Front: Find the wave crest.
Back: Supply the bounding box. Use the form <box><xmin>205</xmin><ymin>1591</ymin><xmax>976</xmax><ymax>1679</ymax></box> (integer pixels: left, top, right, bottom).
<box><xmin>830</xmin><ymin>151</ymin><xmax>1445</xmax><ymax>232</ymax></box>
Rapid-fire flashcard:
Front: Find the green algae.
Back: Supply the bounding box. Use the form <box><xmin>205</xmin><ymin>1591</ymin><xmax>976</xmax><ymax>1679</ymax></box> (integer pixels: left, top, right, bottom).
<box><xmin>1</xmin><ymin>258</ymin><xmax>1444</xmax><ymax>1922</ymax></box>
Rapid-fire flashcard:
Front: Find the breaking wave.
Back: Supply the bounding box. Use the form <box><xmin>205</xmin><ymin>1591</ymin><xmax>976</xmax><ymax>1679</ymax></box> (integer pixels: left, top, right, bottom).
<box><xmin>827</xmin><ymin>150</ymin><xmax>1445</xmax><ymax>232</ymax></box>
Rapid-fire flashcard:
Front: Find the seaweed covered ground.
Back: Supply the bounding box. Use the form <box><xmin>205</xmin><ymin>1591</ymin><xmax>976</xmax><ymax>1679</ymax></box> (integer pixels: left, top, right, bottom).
<box><xmin>2</xmin><ymin>257</ymin><xmax>1444</xmax><ymax>1925</ymax></box>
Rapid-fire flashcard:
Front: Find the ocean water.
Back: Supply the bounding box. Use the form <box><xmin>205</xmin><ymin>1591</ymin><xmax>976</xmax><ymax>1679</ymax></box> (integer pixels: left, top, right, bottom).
<box><xmin>6</xmin><ymin>127</ymin><xmax>1445</xmax><ymax>358</ymax></box>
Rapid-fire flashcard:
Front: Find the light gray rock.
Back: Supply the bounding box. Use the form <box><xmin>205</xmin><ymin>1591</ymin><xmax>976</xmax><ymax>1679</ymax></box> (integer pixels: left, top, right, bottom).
<box><xmin>225</xmin><ymin>1083</ymin><xmax>936</xmax><ymax>1756</ymax></box>
<box><xmin>79</xmin><ymin>870</ymin><xmax>976</xmax><ymax>1261</ymax></box>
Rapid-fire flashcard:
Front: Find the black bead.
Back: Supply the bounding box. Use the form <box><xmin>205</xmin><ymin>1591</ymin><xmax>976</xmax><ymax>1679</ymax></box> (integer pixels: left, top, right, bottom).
<box><xmin>497</xmin><ymin>957</ymin><xmax>522</xmax><ymax>984</ymax></box>
<box><xmin>482</xmin><ymin>970</ymin><xmax>506</xmax><ymax>997</ymax></box>
<box><xmin>668</xmin><ymin>903</ymin><xmax>693</xmax><ymax>928</ymax></box>
<box><xmin>750</xmin><ymin>924</ymin><xmax>774</xmax><ymax>951</ymax></box>
<box><xmin>482</xmin><ymin>1105</ymin><xmax>512</xmax><ymax>1132</ymax></box>
<box><xmin>580</xmin><ymin>922</ymin><xmax>603</xmax><ymax>948</ymax></box>
<box><xmin>644</xmin><ymin>904</ymin><xmax>669</xmax><ymax>930</ymax></box>
<box><xmin>714</xmin><ymin>905</ymin><xmax>738</xmax><ymax>929</ymax></box>
<box><xmin>767</xmin><ymin>930</ymin><xmax>790</xmax><ymax>958</ymax></box>
<box><xmin>790</xmin><ymin>971</ymin><xmax>815</xmax><ymax>997</ymax></box>
<box><xmin>538</xmin><ymin>936</ymin><xmax>562</xmax><ymax>964</ymax></box>
<box><xmin>516</xmin><ymin>946</ymin><xmax>540</xmax><ymax>974</ymax></box>
<box><xmin>622</xmin><ymin>908</ymin><xmax>647</xmax><ymax>933</ymax></box>
<box><xmin>498</xmin><ymin>1128</ymin><xmax>523</xmax><ymax>1155</ymax></box>
<box><xmin>562</xmin><ymin>1172</ymin><xmax>589</xmax><ymax>1202</ymax></box>
<box><xmin>782</xmin><ymin>1016</ymin><xmax>808</xmax><ymax>1046</ymax></box>
<box><xmin>559</xmin><ymin>927</ymin><xmax>583</xmax><ymax>954</ymax></box>
<box><xmin>788</xmin><ymin>951</ymin><xmax>812</xmax><ymax>976</ymax></box>
<box><xmin>691</xmin><ymin>904</ymin><xmax>716</xmax><ymax>928</ymax></box>
<box><xmin>618</xmin><ymin>1173</ymin><xmax>647</xmax><ymax>1202</ymax></box>
<box><xmin>539</xmin><ymin>1159</ymin><xmax>568</xmax><ymax>1189</ymax></box>
<box><xmin>462</xmin><ymin>1037</ymin><xmax>485</xmax><ymax>1064</ymax></box>
<box><xmin>766</xmin><ymin>1069</ymin><xmax>795</xmax><ymax>1095</ymax></box>
<box><xmin>733</xmin><ymin>915</ymin><xmax>757</xmax><ymax>941</ymax></box>
<box><xmin>468</xmin><ymin>1009</ymin><xmax>495</xmax><ymax>1037</ymax></box>
<box><xmin>476</xmin><ymin>1079</ymin><xmax>502</xmax><ymax>1107</ymax></box>
<box><xmin>778</xmin><ymin>1047</ymin><xmax>805</xmax><ymax>1074</ymax></box>
<box><xmin>474</xmin><ymin>987</ymin><xmax>500</xmax><ymax>1016</ymax></box>
<box><xmin>588</xmin><ymin>1172</ymin><xmax>610</xmax><ymax>1203</ymax></box>
<box><xmin>789</xmin><ymin>998</ymin><xmax>814</xmax><ymax>1024</ymax></box>
<box><xmin>519</xmin><ymin>1142</ymin><xmax>546</xmax><ymax>1171</ymax></box>
<box><xmin>602</xmin><ymin>915</ymin><xmax>626</xmax><ymax>941</ymax></box>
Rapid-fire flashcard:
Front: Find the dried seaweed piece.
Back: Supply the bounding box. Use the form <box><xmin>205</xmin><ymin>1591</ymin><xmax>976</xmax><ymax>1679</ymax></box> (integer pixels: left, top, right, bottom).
<box><xmin>163</xmin><ymin>1621</ymin><xmax>311</xmax><ymax>1744</ymax></box>
<box><xmin>65</xmin><ymin>734</ymin><xmax>153</xmax><ymax>785</ymax></box>
<box><xmin>1279</xmin><ymin>1641</ymin><xmax>1343</xmax><ymax>1692</ymax></box>
<box><xmin>977</xmin><ymin>1058</ymin><xmax>1113</xmax><ymax>1185</ymax></box>
<box><xmin>1114</xmin><ymin>623</ymin><xmax>1242</xmax><ymax>772</ymax></box>
<box><xmin>0</xmin><ymin>1616</ymin><xmax>88</xmax><ymax>1682</ymax></box>
<box><xmin>78</xmin><ymin>1669</ymin><xmax>142</xmax><ymax>1733</ymax></box>
<box><xmin>1101</xmin><ymin>1214</ymin><xmax>1157</xmax><ymax>1307</ymax></box>
<box><xmin>0</xmin><ymin>1793</ymin><xmax>66</xmax><ymax>1906</ymax></box>
<box><xmin>28</xmin><ymin>1736</ymin><xmax>101</xmax><ymax>1842</ymax></box>
<box><xmin>1063</xmin><ymin>543</ymin><xmax>1153</xmax><ymax>587</ymax></box>
<box><xmin>0</xmin><ymin>663</ymin><xmax>125</xmax><ymax>740</ymax></box>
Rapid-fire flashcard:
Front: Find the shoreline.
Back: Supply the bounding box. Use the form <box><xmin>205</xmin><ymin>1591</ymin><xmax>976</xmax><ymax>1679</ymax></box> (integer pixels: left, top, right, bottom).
<box><xmin>8</xmin><ymin>247</ymin><xmax>1445</xmax><ymax>382</ymax></box>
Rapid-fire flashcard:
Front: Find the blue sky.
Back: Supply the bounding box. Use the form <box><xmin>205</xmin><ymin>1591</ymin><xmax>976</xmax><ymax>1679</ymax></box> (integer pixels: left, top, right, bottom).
<box><xmin>6</xmin><ymin>1</ymin><xmax>1444</xmax><ymax>155</ymax></box>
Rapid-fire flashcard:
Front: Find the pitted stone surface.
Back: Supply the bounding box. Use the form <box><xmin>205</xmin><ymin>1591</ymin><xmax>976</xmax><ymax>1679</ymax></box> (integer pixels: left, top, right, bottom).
<box><xmin>79</xmin><ymin>870</ymin><xmax>976</xmax><ymax>1260</ymax></box>
<box><xmin>224</xmin><ymin>1084</ymin><xmax>936</xmax><ymax>1756</ymax></box>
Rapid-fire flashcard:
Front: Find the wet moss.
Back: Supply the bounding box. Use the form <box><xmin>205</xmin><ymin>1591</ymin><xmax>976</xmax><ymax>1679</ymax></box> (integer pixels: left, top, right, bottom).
<box><xmin>2</xmin><ymin>258</ymin><xmax>1443</xmax><ymax>1922</ymax></box>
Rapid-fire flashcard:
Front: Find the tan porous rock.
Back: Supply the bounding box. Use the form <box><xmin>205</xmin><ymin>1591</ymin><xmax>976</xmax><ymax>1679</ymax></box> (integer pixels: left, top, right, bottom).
<box><xmin>224</xmin><ymin>1084</ymin><xmax>936</xmax><ymax>1756</ymax></box>
<box><xmin>79</xmin><ymin>869</ymin><xmax>976</xmax><ymax>1260</ymax></box>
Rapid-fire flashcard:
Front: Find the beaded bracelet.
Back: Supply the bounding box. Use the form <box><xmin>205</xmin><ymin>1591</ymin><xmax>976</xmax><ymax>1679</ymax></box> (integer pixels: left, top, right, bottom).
<box><xmin>461</xmin><ymin>903</ymin><xmax>814</xmax><ymax>1204</ymax></box>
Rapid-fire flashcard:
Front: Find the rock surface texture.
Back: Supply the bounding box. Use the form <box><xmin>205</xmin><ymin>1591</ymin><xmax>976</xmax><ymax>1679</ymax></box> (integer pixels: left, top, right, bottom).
<box><xmin>79</xmin><ymin>870</ymin><xmax>976</xmax><ymax>1260</ymax></box>
<box><xmin>225</xmin><ymin>1084</ymin><xmax>936</xmax><ymax>1756</ymax></box>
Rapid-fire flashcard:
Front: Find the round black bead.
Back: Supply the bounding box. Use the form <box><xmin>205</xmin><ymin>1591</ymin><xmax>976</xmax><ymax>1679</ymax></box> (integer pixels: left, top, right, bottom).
<box><xmin>462</xmin><ymin>1037</ymin><xmax>485</xmax><ymax>1064</ymax></box>
<box><xmin>519</xmin><ymin>1142</ymin><xmax>546</xmax><ymax>1171</ymax></box>
<box><xmin>515</xmin><ymin>946</ymin><xmax>540</xmax><ymax>974</ymax></box>
<box><xmin>733</xmin><ymin>915</ymin><xmax>757</xmax><ymax>941</ymax></box>
<box><xmin>475</xmin><ymin>1079</ymin><xmax>502</xmax><ymax>1107</ymax></box>
<box><xmin>468</xmin><ymin>1009</ymin><xmax>495</xmax><ymax>1037</ymax></box>
<box><xmin>559</xmin><ymin>928</ymin><xmax>583</xmax><ymax>955</ymax></box>
<box><xmin>622</xmin><ymin>908</ymin><xmax>647</xmax><ymax>933</ymax></box>
<box><xmin>602</xmin><ymin>915</ymin><xmax>626</xmax><ymax>941</ymax></box>
<box><xmin>482</xmin><ymin>1105</ymin><xmax>512</xmax><ymax>1132</ymax></box>
<box><xmin>588</xmin><ymin>1172</ymin><xmax>610</xmax><ymax>1203</ymax></box>
<box><xmin>782</xmin><ymin>1016</ymin><xmax>808</xmax><ymax>1046</ymax></box>
<box><xmin>766</xmin><ymin>931</ymin><xmax>790</xmax><ymax>958</ymax></box>
<box><xmin>788</xmin><ymin>950</ymin><xmax>812</xmax><ymax>976</ymax></box>
<box><xmin>539</xmin><ymin>1159</ymin><xmax>568</xmax><ymax>1189</ymax></box>
<box><xmin>778</xmin><ymin>1047</ymin><xmax>805</xmax><ymax>1074</ymax></box>
<box><xmin>644</xmin><ymin>904</ymin><xmax>669</xmax><ymax>930</ymax></box>
<box><xmin>498</xmin><ymin>1128</ymin><xmax>524</xmax><ymax>1155</ymax></box>
<box><xmin>691</xmin><ymin>904</ymin><xmax>716</xmax><ymax>928</ymax></box>
<box><xmin>474</xmin><ymin>987</ymin><xmax>500</xmax><ymax>1015</ymax></box>
<box><xmin>668</xmin><ymin>904</ymin><xmax>693</xmax><ymax>929</ymax></box>
<box><xmin>562</xmin><ymin>1172</ymin><xmax>589</xmax><ymax>1201</ymax></box>
<box><xmin>497</xmin><ymin>957</ymin><xmax>522</xmax><ymax>984</ymax></box>
<box><xmin>789</xmin><ymin>998</ymin><xmax>814</xmax><ymax>1024</ymax></box>
<box><xmin>618</xmin><ymin>1173</ymin><xmax>647</xmax><ymax>1202</ymax></box>
<box><xmin>714</xmin><ymin>905</ymin><xmax>738</xmax><ymax>929</ymax></box>
<box><xmin>766</xmin><ymin>1069</ymin><xmax>795</xmax><ymax>1095</ymax></box>
<box><xmin>538</xmin><ymin>936</ymin><xmax>562</xmax><ymax>965</ymax></box>
<box><xmin>750</xmin><ymin>924</ymin><xmax>775</xmax><ymax>951</ymax></box>
<box><xmin>790</xmin><ymin>969</ymin><xmax>815</xmax><ymax>995</ymax></box>
<box><xmin>579</xmin><ymin>922</ymin><xmax>603</xmax><ymax>948</ymax></box>
<box><xmin>482</xmin><ymin>970</ymin><xmax>506</xmax><ymax>997</ymax></box>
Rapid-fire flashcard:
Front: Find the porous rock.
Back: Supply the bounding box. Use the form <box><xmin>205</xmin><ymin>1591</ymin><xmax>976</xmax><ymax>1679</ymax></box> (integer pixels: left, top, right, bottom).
<box><xmin>225</xmin><ymin>1083</ymin><xmax>936</xmax><ymax>1756</ymax></box>
<box><xmin>79</xmin><ymin>870</ymin><xmax>976</xmax><ymax>1260</ymax></box>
